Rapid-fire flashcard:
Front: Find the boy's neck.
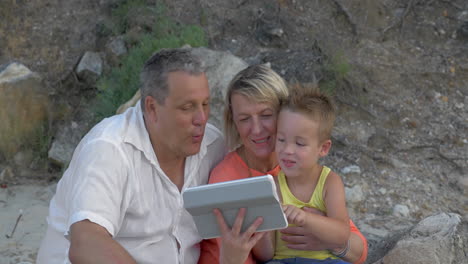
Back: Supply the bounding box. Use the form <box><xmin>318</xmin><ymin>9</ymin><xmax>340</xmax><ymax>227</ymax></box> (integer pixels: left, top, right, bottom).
<box><xmin>285</xmin><ymin>164</ymin><xmax>323</xmax><ymax>203</ymax></box>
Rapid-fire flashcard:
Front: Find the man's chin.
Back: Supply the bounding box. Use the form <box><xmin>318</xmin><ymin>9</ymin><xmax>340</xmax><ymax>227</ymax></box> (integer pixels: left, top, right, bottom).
<box><xmin>185</xmin><ymin>144</ymin><xmax>202</xmax><ymax>156</ymax></box>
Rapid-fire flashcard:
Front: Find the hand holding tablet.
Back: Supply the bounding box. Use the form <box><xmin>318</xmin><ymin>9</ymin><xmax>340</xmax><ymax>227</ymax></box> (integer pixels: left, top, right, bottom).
<box><xmin>182</xmin><ymin>175</ymin><xmax>288</xmax><ymax>239</ymax></box>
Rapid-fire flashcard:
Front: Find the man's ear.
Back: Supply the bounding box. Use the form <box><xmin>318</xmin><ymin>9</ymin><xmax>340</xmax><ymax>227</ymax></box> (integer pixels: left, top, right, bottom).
<box><xmin>144</xmin><ymin>95</ymin><xmax>159</xmax><ymax>121</ymax></box>
<box><xmin>319</xmin><ymin>139</ymin><xmax>332</xmax><ymax>157</ymax></box>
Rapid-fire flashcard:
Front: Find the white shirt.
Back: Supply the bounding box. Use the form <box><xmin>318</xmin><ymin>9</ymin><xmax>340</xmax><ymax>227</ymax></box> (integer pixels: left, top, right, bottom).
<box><xmin>37</xmin><ymin>102</ymin><xmax>225</xmax><ymax>264</ymax></box>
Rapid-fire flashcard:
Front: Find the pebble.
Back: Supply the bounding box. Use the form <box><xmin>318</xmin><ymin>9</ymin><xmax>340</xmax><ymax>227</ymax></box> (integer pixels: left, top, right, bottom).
<box><xmin>393</xmin><ymin>204</ymin><xmax>410</xmax><ymax>217</ymax></box>
<box><xmin>345</xmin><ymin>185</ymin><xmax>364</xmax><ymax>203</ymax></box>
<box><xmin>341</xmin><ymin>165</ymin><xmax>361</xmax><ymax>174</ymax></box>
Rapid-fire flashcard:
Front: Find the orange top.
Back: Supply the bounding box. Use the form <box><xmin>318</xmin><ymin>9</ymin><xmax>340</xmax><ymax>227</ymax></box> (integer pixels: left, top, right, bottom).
<box><xmin>197</xmin><ymin>151</ymin><xmax>368</xmax><ymax>264</ymax></box>
<box><xmin>198</xmin><ymin>151</ymin><xmax>280</xmax><ymax>264</ymax></box>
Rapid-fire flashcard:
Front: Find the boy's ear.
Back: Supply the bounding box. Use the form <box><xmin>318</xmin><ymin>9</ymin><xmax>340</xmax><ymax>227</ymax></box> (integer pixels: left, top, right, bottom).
<box><xmin>319</xmin><ymin>139</ymin><xmax>332</xmax><ymax>157</ymax></box>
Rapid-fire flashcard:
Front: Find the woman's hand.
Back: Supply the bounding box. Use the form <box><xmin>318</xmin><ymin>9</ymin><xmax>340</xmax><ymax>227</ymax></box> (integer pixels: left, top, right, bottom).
<box><xmin>214</xmin><ymin>208</ymin><xmax>266</xmax><ymax>264</ymax></box>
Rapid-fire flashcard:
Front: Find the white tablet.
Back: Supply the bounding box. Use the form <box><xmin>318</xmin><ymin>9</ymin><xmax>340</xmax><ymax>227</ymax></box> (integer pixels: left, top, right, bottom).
<box><xmin>182</xmin><ymin>175</ymin><xmax>288</xmax><ymax>239</ymax></box>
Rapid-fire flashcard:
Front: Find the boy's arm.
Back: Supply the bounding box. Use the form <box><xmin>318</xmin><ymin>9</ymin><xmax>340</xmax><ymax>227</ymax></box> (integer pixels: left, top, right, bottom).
<box><xmin>320</xmin><ymin>170</ymin><xmax>350</xmax><ymax>246</ymax></box>
<box><xmin>251</xmin><ymin>230</ymin><xmax>275</xmax><ymax>262</ymax></box>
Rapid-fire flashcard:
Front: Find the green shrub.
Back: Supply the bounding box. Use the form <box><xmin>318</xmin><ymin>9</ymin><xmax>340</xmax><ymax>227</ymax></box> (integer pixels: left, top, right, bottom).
<box><xmin>93</xmin><ymin>1</ymin><xmax>207</xmax><ymax>122</ymax></box>
<box><xmin>111</xmin><ymin>0</ymin><xmax>147</xmax><ymax>34</ymax></box>
<box><xmin>320</xmin><ymin>51</ymin><xmax>351</xmax><ymax>95</ymax></box>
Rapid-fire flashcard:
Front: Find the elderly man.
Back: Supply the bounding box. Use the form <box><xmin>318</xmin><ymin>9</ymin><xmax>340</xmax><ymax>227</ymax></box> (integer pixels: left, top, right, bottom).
<box><xmin>37</xmin><ymin>48</ymin><xmax>225</xmax><ymax>263</ymax></box>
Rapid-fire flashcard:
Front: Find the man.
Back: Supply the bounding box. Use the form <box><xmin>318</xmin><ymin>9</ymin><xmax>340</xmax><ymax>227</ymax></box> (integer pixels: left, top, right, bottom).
<box><xmin>37</xmin><ymin>48</ymin><xmax>225</xmax><ymax>263</ymax></box>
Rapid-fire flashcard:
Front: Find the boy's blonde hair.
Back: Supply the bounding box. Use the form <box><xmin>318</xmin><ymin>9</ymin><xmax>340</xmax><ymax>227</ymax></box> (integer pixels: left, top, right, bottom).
<box><xmin>281</xmin><ymin>83</ymin><xmax>336</xmax><ymax>143</ymax></box>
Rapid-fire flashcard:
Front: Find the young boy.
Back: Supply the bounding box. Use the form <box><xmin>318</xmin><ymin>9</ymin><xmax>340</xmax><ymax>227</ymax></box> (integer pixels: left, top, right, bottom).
<box><xmin>258</xmin><ymin>84</ymin><xmax>351</xmax><ymax>264</ymax></box>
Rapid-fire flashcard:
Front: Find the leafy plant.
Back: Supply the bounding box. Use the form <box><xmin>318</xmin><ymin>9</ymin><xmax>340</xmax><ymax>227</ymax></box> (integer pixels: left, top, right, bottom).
<box><xmin>111</xmin><ymin>0</ymin><xmax>147</xmax><ymax>34</ymax></box>
<box><xmin>93</xmin><ymin>1</ymin><xmax>207</xmax><ymax>122</ymax></box>
<box><xmin>320</xmin><ymin>51</ymin><xmax>351</xmax><ymax>95</ymax></box>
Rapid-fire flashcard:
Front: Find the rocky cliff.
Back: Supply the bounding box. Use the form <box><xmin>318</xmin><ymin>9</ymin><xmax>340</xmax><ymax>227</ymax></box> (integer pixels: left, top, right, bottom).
<box><xmin>0</xmin><ymin>0</ymin><xmax>467</xmax><ymax>263</ymax></box>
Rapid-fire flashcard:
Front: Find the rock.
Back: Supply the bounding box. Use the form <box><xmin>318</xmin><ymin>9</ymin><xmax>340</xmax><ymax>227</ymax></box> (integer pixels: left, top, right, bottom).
<box><xmin>75</xmin><ymin>51</ymin><xmax>103</xmax><ymax>86</ymax></box>
<box><xmin>360</xmin><ymin>223</ymin><xmax>389</xmax><ymax>240</ymax></box>
<box><xmin>458</xmin><ymin>176</ymin><xmax>468</xmax><ymax>193</ymax></box>
<box><xmin>0</xmin><ymin>62</ymin><xmax>49</xmax><ymax>159</ymax></box>
<box><xmin>105</xmin><ymin>36</ymin><xmax>127</xmax><ymax>65</ymax></box>
<box><xmin>345</xmin><ymin>185</ymin><xmax>364</xmax><ymax>203</ymax></box>
<box><xmin>457</xmin><ymin>21</ymin><xmax>468</xmax><ymax>40</ymax></box>
<box><xmin>13</xmin><ymin>150</ymin><xmax>34</xmax><ymax>168</ymax></box>
<box><xmin>373</xmin><ymin>213</ymin><xmax>465</xmax><ymax>264</ymax></box>
<box><xmin>0</xmin><ymin>167</ymin><xmax>14</xmax><ymax>182</ymax></box>
<box><xmin>48</xmin><ymin>119</ymin><xmax>92</xmax><ymax>168</ymax></box>
<box><xmin>341</xmin><ymin>165</ymin><xmax>361</xmax><ymax>174</ymax></box>
<box><xmin>378</xmin><ymin>188</ymin><xmax>387</xmax><ymax>195</ymax></box>
<box><xmin>334</xmin><ymin>120</ymin><xmax>376</xmax><ymax>146</ymax></box>
<box><xmin>393</xmin><ymin>204</ymin><xmax>410</xmax><ymax>218</ymax></box>
<box><xmin>254</xmin><ymin>12</ymin><xmax>287</xmax><ymax>48</ymax></box>
<box><xmin>191</xmin><ymin>47</ymin><xmax>249</xmax><ymax>130</ymax></box>
<box><xmin>458</xmin><ymin>11</ymin><xmax>468</xmax><ymax>21</ymax></box>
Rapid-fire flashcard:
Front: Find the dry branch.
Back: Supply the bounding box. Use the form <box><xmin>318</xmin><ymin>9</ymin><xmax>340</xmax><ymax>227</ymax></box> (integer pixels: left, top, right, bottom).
<box><xmin>381</xmin><ymin>0</ymin><xmax>416</xmax><ymax>40</ymax></box>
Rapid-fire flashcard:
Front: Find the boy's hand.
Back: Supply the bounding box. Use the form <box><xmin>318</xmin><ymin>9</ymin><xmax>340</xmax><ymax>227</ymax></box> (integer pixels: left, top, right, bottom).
<box><xmin>282</xmin><ymin>205</ymin><xmax>307</xmax><ymax>226</ymax></box>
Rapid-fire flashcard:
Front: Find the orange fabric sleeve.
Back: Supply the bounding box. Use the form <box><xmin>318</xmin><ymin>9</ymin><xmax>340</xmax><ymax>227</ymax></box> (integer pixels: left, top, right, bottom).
<box><xmin>198</xmin><ymin>238</ymin><xmax>221</xmax><ymax>264</ymax></box>
<box><xmin>349</xmin><ymin>220</ymin><xmax>368</xmax><ymax>264</ymax></box>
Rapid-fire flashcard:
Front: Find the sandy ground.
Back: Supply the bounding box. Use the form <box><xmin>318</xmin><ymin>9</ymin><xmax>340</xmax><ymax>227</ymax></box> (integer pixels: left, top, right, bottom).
<box><xmin>0</xmin><ymin>183</ymin><xmax>55</xmax><ymax>264</ymax></box>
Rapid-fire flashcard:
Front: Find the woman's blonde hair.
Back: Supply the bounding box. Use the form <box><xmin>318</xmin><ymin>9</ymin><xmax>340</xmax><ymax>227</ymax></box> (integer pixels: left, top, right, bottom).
<box><xmin>224</xmin><ymin>64</ymin><xmax>288</xmax><ymax>150</ymax></box>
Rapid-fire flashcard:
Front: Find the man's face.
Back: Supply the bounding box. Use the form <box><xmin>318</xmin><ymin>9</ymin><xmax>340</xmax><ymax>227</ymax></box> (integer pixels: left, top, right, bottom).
<box><xmin>152</xmin><ymin>71</ymin><xmax>210</xmax><ymax>158</ymax></box>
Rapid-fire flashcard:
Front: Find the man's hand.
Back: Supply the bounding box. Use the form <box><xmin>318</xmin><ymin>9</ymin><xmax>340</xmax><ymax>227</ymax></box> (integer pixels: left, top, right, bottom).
<box><xmin>214</xmin><ymin>208</ymin><xmax>266</xmax><ymax>264</ymax></box>
<box><xmin>69</xmin><ymin>220</ymin><xmax>136</xmax><ymax>264</ymax></box>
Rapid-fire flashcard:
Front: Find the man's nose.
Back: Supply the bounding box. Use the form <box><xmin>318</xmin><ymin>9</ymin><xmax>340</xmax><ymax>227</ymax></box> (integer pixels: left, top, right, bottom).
<box><xmin>193</xmin><ymin>106</ymin><xmax>208</xmax><ymax>126</ymax></box>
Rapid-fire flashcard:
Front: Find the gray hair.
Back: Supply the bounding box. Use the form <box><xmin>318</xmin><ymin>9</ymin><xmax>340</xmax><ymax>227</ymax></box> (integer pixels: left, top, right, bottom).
<box><xmin>140</xmin><ymin>48</ymin><xmax>205</xmax><ymax>111</ymax></box>
<box><xmin>224</xmin><ymin>64</ymin><xmax>288</xmax><ymax>150</ymax></box>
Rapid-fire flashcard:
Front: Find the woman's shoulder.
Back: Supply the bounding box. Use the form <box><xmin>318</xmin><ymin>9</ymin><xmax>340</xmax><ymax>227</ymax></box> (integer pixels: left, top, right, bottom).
<box><xmin>209</xmin><ymin>151</ymin><xmax>249</xmax><ymax>183</ymax></box>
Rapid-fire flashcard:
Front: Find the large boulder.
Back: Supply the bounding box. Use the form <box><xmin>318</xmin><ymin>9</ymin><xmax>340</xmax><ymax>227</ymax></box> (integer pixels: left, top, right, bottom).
<box><xmin>373</xmin><ymin>213</ymin><xmax>466</xmax><ymax>264</ymax></box>
<box><xmin>0</xmin><ymin>62</ymin><xmax>49</xmax><ymax>160</ymax></box>
<box><xmin>191</xmin><ymin>47</ymin><xmax>248</xmax><ymax>130</ymax></box>
<box><xmin>75</xmin><ymin>51</ymin><xmax>103</xmax><ymax>87</ymax></box>
<box><xmin>48</xmin><ymin>113</ymin><xmax>94</xmax><ymax>168</ymax></box>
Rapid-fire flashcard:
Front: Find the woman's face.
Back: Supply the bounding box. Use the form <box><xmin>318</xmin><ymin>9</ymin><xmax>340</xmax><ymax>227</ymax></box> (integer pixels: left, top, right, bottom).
<box><xmin>231</xmin><ymin>93</ymin><xmax>278</xmax><ymax>160</ymax></box>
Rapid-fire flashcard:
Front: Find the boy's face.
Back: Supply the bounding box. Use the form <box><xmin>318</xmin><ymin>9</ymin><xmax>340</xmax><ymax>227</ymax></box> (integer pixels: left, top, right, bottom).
<box><xmin>275</xmin><ymin>109</ymin><xmax>331</xmax><ymax>178</ymax></box>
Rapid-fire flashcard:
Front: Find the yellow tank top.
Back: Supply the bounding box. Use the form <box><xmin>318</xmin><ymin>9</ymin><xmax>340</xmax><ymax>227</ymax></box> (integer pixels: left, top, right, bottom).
<box><xmin>273</xmin><ymin>166</ymin><xmax>338</xmax><ymax>260</ymax></box>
